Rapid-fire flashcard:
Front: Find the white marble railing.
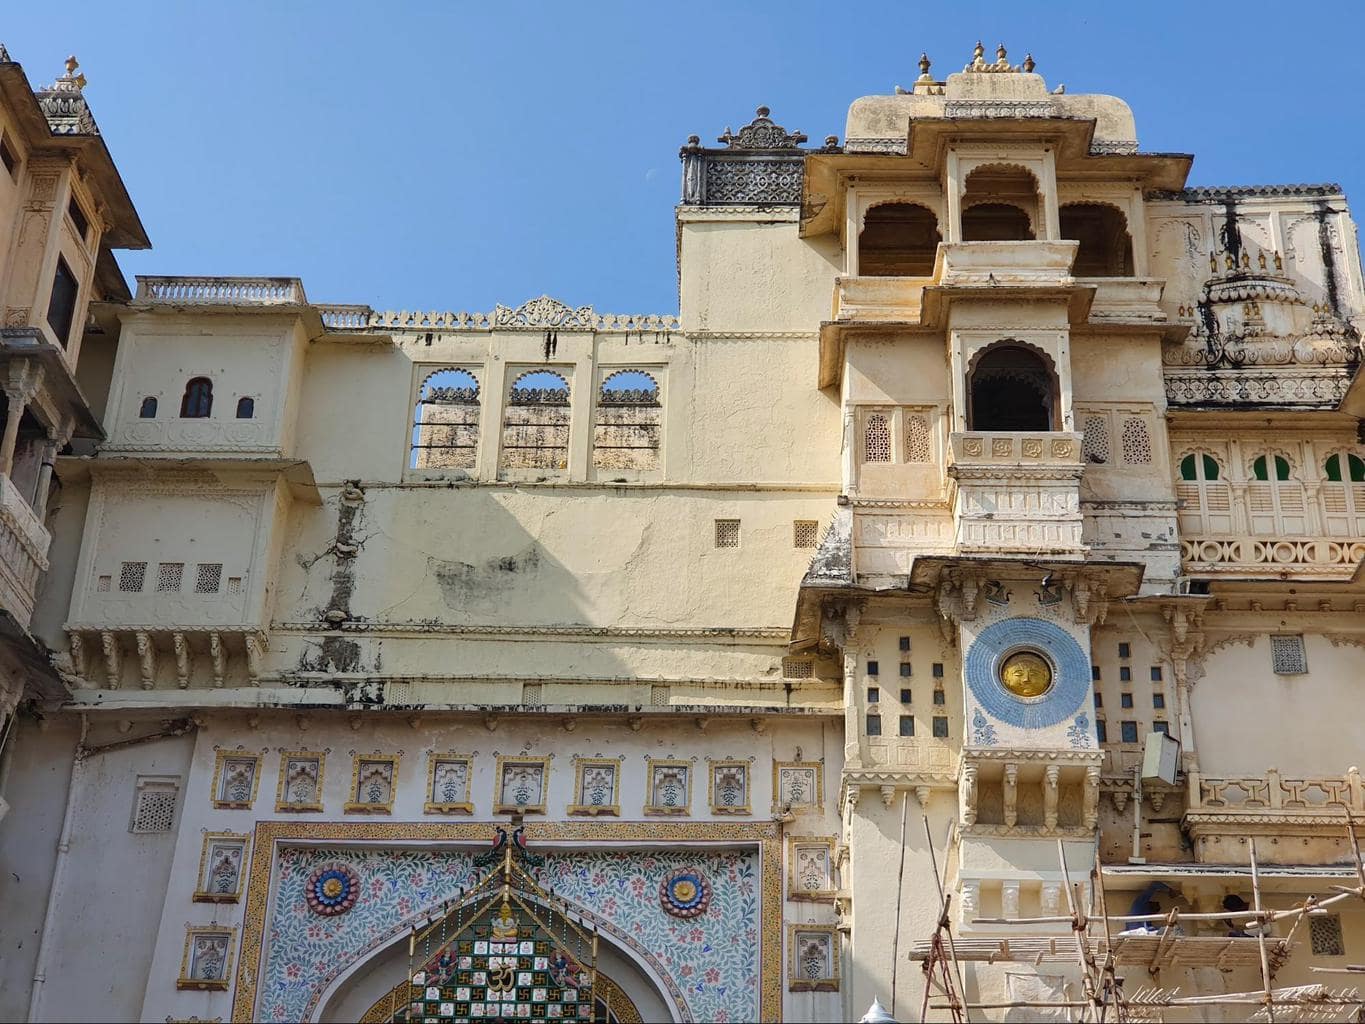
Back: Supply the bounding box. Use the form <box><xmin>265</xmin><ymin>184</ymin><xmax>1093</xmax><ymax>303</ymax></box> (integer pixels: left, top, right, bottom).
<box><xmin>1191</xmin><ymin>768</ymin><xmax>1364</xmax><ymax>813</ymax></box>
<box><xmin>0</xmin><ymin>474</ymin><xmax>51</xmax><ymax>627</ymax></box>
<box><xmin>135</xmin><ymin>276</ymin><xmax>308</xmax><ymax>306</ymax></box>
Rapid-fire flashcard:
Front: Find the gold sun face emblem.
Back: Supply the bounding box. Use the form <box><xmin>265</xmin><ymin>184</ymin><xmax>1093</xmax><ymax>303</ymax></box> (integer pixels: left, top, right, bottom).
<box><xmin>999</xmin><ymin>651</ymin><xmax>1053</xmax><ymax>698</ymax></box>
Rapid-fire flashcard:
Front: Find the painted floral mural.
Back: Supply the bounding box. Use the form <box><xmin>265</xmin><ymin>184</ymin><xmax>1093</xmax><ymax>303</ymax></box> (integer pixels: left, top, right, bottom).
<box><xmin>259</xmin><ymin>845</ymin><xmax>761</xmax><ymax>1022</ymax></box>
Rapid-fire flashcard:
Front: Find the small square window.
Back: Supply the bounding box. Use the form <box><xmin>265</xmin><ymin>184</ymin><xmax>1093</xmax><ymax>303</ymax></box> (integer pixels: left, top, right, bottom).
<box><xmin>931</xmin><ymin>662</ymin><xmax>944</xmax><ymax>678</ymax></box>
<box><xmin>1096</xmin><ymin>720</ymin><xmax>1108</xmax><ymax>743</ymax></box>
<box><xmin>1091</xmin><ymin>665</ymin><xmax>1101</xmax><ymax>681</ymax></box>
<box><xmin>1121</xmin><ymin>721</ymin><xmax>1139</xmax><ymax>744</ymax></box>
<box><xmin>1118</xmin><ymin>642</ymin><xmax>1131</xmax><ymax>659</ymax></box>
<box><xmin>899</xmin><ymin>688</ymin><xmax>911</xmax><ymax>704</ymax></box>
<box><xmin>932</xmin><ymin>688</ymin><xmax>945</xmax><ymax>705</ymax></box>
<box><xmin>865</xmin><ymin>713</ymin><xmax>882</xmax><ymax>737</ymax></box>
<box><xmin>867</xmin><ymin>660</ymin><xmax>879</xmax><ymax>676</ymax></box>
<box><xmin>898</xmin><ymin>715</ymin><xmax>914</xmax><ymax>737</ymax></box>
<box><xmin>1152</xmin><ymin>693</ymin><xmax>1165</xmax><ymax>709</ymax></box>
<box><xmin>119</xmin><ymin>561</ymin><xmax>147</xmax><ymax>592</ymax></box>
<box><xmin>1153</xmin><ymin>720</ymin><xmax>1169</xmax><ymax>735</ymax></box>
<box><xmin>1270</xmin><ymin>634</ymin><xmax>1308</xmax><ymax>675</ymax></box>
<box><xmin>867</xmin><ymin>687</ymin><xmax>879</xmax><ymax>703</ymax></box>
<box><xmin>899</xmin><ymin>662</ymin><xmax>912</xmax><ymax>677</ymax></box>
<box><xmin>97</xmin><ymin>575</ymin><xmax>111</xmax><ymax>592</ymax></box>
<box><xmin>156</xmin><ymin>562</ymin><xmax>185</xmax><ymax>593</ymax></box>
<box><xmin>1150</xmin><ymin>666</ymin><xmax>1163</xmax><ymax>682</ymax></box>
<box><xmin>1310</xmin><ymin>914</ymin><xmax>1345</xmax><ymax>956</ymax></box>
<box><xmin>1120</xmin><ymin>693</ymin><xmax>1134</xmax><ymax>709</ymax></box>
<box><xmin>898</xmin><ymin>636</ymin><xmax>911</xmax><ymax>652</ymax></box>
<box><xmin>226</xmin><ymin>576</ymin><xmax>243</xmax><ymax>595</ymax></box>
<box><xmin>932</xmin><ymin>716</ymin><xmax>949</xmax><ymax>738</ymax></box>
<box><xmin>714</xmin><ymin>519</ymin><xmax>740</xmax><ymax>548</ymax></box>
<box><xmin>793</xmin><ymin>520</ymin><xmax>819</xmax><ymax>548</ymax></box>
<box><xmin>1119</xmin><ymin>666</ymin><xmax>1132</xmax><ymax>682</ymax></box>
<box><xmin>1094</xmin><ymin>692</ymin><xmax>1103</xmax><ymax>708</ymax></box>
<box><xmin>782</xmin><ymin>657</ymin><xmax>814</xmax><ymax>679</ymax></box>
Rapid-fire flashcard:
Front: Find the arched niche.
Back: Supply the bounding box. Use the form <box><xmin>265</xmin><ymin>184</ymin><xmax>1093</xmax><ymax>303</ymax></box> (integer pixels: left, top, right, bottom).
<box><xmin>960</xmin><ymin>164</ymin><xmax>1041</xmax><ymax>242</ymax></box>
<box><xmin>1060</xmin><ymin>202</ymin><xmax>1134</xmax><ymax>277</ymax></box>
<box><xmin>966</xmin><ymin>341</ymin><xmax>1060</xmax><ymax>431</ymax></box>
<box><xmin>858</xmin><ymin>201</ymin><xmax>942</xmax><ymax>276</ymax></box>
<box><xmin>312</xmin><ymin>891</ymin><xmax>678</xmax><ymax>1024</ymax></box>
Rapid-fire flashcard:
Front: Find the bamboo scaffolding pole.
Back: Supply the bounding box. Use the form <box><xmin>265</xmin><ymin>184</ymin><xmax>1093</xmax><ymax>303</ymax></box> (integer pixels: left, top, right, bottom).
<box><xmin>1249</xmin><ymin>839</ymin><xmax>1278</xmax><ymax>1023</ymax></box>
<box><xmin>922</xmin><ymin>815</ymin><xmax>970</xmax><ymax>1023</ymax></box>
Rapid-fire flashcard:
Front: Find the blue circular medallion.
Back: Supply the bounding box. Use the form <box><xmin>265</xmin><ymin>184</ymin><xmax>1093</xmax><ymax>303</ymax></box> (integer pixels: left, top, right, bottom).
<box><xmin>964</xmin><ymin>617</ymin><xmax>1090</xmax><ymax>730</ymax></box>
<box><xmin>306</xmin><ymin>864</ymin><xmax>359</xmax><ymax>915</ymax></box>
<box><xmin>660</xmin><ymin>869</ymin><xmax>711</xmax><ymax>918</ymax></box>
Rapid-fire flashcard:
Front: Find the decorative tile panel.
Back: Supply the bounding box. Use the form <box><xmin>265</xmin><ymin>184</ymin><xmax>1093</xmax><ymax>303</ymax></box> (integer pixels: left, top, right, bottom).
<box><xmin>773</xmin><ymin>761</ymin><xmax>823</xmax><ymax>813</ymax></box>
<box><xmin>193</xmin><ymin>832</ymin><xmax>248</xmax><ymax>903</ymax></box>
<box><xmin>787</xmin><ymin>925</ymin><xmax>839</xmax><ymax>991</ymax></box>
<box><xmin>178</xmin><ymin>926</ymin><xmax>235</xmax><ymax>990</ymax></box>
<box><xmin>425</xmin><ymin>754</ymin><xmax>474</xmax><ymax>814</ymax></box>
<box><xmin>787</xmin><ymin>837</ymin><xmax>836</xmax><ymax>900</ymax></box>
<box><xmin>644</xmin><ymin>758</ymin><xmax>692</xmax><ymax>815</ymax></box>
<box><xmin>255</xmin><ymin>843</ymin><xmax>763</xmax><ymax>1023</ymax></box>
<box><xmin>276</xmin><ymin>751</ymin><xmax>325</xmax><ymax>812</ymax></box>
<box><xmin>569</xmin><ymin>756</ymin><xmax>622</xmax><ymax>816</ymax></box>
<box><xmin>708</xmin><ymin>759</ymin><xmax>751</xmax><ymax>815</ymax></box>
<box><xmin>494</xmin><ymin>755</ymin><xmax>550</xmax><ymax>814</ymax></box>
<box><xmin>210</xmin><ymin>750</ymin><xmax>261</xmax><ymax>809</ymax></box>
<box><xmin>346</xmin><ymin>754</ymin><xmax>400</xmax><ymax>814</ymax></box>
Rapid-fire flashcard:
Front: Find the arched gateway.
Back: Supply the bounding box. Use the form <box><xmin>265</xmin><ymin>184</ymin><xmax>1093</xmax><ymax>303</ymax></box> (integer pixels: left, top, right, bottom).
<box><xmin>338</xmin><ymin>828</ymin><xmax>652</xmax><ymax>1023</ymax></box>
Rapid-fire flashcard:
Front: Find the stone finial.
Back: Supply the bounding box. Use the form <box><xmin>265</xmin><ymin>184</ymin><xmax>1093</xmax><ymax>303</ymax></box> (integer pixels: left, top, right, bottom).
<box><xmin>918</xmin><ymin>52</ymin><xmax>932</xmax><ymax>80</ymax></box>
<box><xmin>973</xmin><ymin>40</ymin><xmax>985</xmax><ymax>63</ymax></box>
<box><xmin>1022</xmin><ymin>52</ymin><xmax>1036</xmax><ymax>73</ymax></box>
<box><xmin>996</xmin><ymin>43</ymin><xmax>1008</xmax><ymax>64</ymax></box>
<box><xmin>60</xmin><ymin>55</ymin><xmax>86</xmax><ymax>91</ymax></box>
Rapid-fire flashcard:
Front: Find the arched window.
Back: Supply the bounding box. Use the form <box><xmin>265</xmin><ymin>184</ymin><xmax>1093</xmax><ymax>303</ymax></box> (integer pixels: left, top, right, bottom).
<box><xmin>1176</xmin><ymin>452</ymin><xmax>1232</xmax><ymax>533</ymax></box>
<box><xmin>967</xmin><ymin>344</ymin><xmax>1055</xmax><ymax>431</ymax></box>
<box><xmin>410</xmin><ymin>368</ymin><xmax>480</xmax><ymax>470</ymax></box>
<box><xmin>859</xmin><ymin>203</ymin><xmax>941</xmax><ymax>276</ymax></box>
<box><xmin>501</xmin><ymin>370</ymin><xmax>571</xmax><ymax>472</ymax></box>
<box><xmin>863</xmin><ymin>412</ymin><xmax>892</xmax><ymax>463</ymax></box>
<box><xmin>1060</xmin><ymin>203</ymin><xmax>1134</xmax><ymax>277</ymax></box>
<box><xmin>138</xmin><ymin>396</ymin><xmax>158</xmax><ymax>418</ymax></box>
<box><xmin>1321</xmin><ymin>453</ymin><xmax>1365</xmax><ymax>537</ymax></box>
<box><xmin>961</xmin><ymin>165</ymin><xmax>1039</xmax><ymax>242</ymax></box>
<box><xmin>180</xmin><ymin>377</ymin><xmax>213</xmax><ymax>418</ymax></box>
<box><xmin>593</xmin><ymin>370</ymin><xmax>661</xmax><ymax>472</ymax></box>
<box><xmin>235</xmin><ymin>396</ymin><xmax>255</xmax><ymax>419</ymax></box>
<box><xmin>1251</xmin><ymin>454</ymin><xmax>1291</xmax><ymax>481</ymax></box>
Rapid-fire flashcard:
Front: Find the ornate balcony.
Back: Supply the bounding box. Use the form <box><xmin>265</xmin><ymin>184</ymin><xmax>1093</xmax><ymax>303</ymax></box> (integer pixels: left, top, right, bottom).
<box><xmin>947</xmin><ymin>430</ymin><xmax>1086</xmax><ymax>555</ymax></box>
<box><xmin>1181</xmin><ymin>536</ymin><xmax>1365</xmax><ymax>580</ymax></box>
<box><xmin>0</xmin><ymin>474</ymin><xmax>51</xmax><ymax>628</ymax></box>
<box><xmin>1185</xmin><ymin>767</ymin><xmax>1365</xmax><ymax>864</ymax></box>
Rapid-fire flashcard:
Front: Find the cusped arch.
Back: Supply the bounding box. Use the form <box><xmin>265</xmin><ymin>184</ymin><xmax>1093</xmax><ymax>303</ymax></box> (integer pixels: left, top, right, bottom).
<box><xmin>310</xmin><ymin>889</ymin><xmax>682</xmax><ymax>1024</ymax></box>
<box><xmin>1247</xmin><ymin>448</ymin><xmax>1298</xmax><ymax>481</ymax></box>
<box><xmin>965</xmin><ymin>339</ymin><xmax>1059</xmax><ymax>431</ymax></box>
<box><xmin>1323</xmin><ymin>448</ymin><xmax>1365</xmax><ymax>482</ymax></box>
<box><xmin>509</xmin><ymin>369</ymin><xmax>571</xmax><ymax>404</ymax></box>
<box><xmin>420</xmin><ymin>367</ymin><xmax>481</xmax><ymax>402</ymax></box>
<box><xmin>1059</xmin><ymin>201</ymin><xmax>1134</xmax><ymax>277</ymax></box>
<box><xmin>1175</xmin><ymin>448</ymin><xmax>1225</xmax><ymax>481</ymax></box>
<box><xmin>858</xmin><ymin>201</ymin><xmax>942</xmax><ymax>276</ymax></box>
<box><xmin>600</xmin><ymin>369</ymin><xmax>660</xmax><ymax>401</ymax></box>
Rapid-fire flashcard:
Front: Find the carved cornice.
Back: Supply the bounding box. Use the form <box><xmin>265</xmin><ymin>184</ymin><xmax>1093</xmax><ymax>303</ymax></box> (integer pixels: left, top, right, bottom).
<box><xmin>272</xmin><ymin>621</ymin><xmax>790</xmax><ymax>640</ymax></box>
<box><xmin>961</xmin><ymin>747</ymin><xmax>1104</xmax><ymax>766</ymax></box>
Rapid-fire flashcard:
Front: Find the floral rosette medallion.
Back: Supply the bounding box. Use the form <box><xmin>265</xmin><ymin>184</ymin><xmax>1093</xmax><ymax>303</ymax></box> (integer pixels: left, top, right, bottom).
<box><xmin>659</xmin><ymin>868</ymin><xmax>711</xmax><ymax>918</ymax></box>
<box><xmin>305</xmin><ymin>863</ymin><xmax>360</xmax><ymax>916</ymax></box>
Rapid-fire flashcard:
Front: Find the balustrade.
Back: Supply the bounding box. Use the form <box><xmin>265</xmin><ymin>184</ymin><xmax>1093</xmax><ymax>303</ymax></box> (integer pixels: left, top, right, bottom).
<box><xmin>0</xmin><ymin>473</ymin><xmax>52</xmax><ymax>628</ymax></box>
<box><xmin>1190</xmin><ymin>767</ymin><xmax>1364</xmax><ymax>814</ymax></box>
<box><xmin>135</xmin><ymin>276</ymin><xmax>308</xmax><ymax>306</ymax></box>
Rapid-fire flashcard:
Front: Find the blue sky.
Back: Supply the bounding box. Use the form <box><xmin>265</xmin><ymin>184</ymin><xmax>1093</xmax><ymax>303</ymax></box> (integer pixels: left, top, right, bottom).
<box><xmin>6</xmin><ymin>1</ymin><xmax>1363</xmax><ymax>314</ymax></box>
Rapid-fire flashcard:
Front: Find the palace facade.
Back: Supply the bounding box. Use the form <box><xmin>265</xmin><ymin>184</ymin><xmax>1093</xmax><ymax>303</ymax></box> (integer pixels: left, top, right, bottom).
<box><xmin>0</xmin><ymin>40</ymin><xmax>1363</xmax><ymax>1023</ymax></box>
